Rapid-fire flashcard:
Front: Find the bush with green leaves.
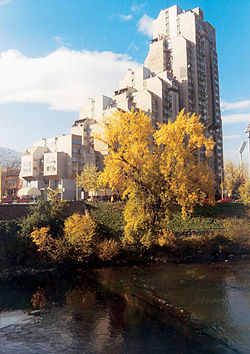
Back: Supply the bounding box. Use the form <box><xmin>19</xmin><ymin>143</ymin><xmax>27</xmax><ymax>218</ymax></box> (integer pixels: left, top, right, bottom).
<box><xmin>20</xmin><ymin>191</ymin><xmax>66</xmax><ymax>239</ymax></box>
<box><xmin>0</xmin><ymin>220</ymin><xmax>32</xmax><ymax>265</ymax></box>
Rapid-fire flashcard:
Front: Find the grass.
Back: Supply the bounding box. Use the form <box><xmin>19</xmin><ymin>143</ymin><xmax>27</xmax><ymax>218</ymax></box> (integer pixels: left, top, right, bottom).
<box><xmin>155</xmin><ymin>217</ymin><xmax>250</xmax><ymax>258</ymax></box>
<box><xmin>85</xmin><ymin>202</ymin><xmax>125</xmax><ymax>240</ymax></box>
<box><xmin>86</xmin><ymin>201</ymin><xmax>249</xmax><ymax>235</ymax></box>
<box><xmin>193</xmin><ymin>202</ymin><xmax>249</xmax><ymax>219</ymax></box>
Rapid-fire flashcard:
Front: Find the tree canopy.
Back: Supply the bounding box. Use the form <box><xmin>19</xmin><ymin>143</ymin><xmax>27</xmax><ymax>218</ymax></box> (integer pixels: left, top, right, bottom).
<box><xmin>76</xmin><ymin>163</ymin><xmax>100</xmax><ymax>193</ymax></box>
<box><xmin>223</xmin><ymin>161</ymin><xmax>247</xmax><ymax>197</ymax></box>
<box><xmin>99</xmin><ymin>109</ymin><xmax>215</xmax><ymax>247</ymax></box>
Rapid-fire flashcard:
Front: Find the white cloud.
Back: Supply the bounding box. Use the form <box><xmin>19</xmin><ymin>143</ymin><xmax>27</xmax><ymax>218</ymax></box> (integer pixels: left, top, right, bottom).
<box><xmin>131</xmin><ymin>3</ymin><xmax>145</xmax><ymax>12</ymax></box>
<box><xmin>0</xmin><ymin>48</ymin><xmax>139</xmax><ymax>112</ymax></box>
<box><xmin>222</xmin><ymin>113</ymin><xmax>250</xmax><ymax>124</ymax></box>
<box><xmin>53</xmin><ymin>36</ymin><xmax>71</xmax><ymax>47</ymax></box>
<box><xmin>128</xmin><ymin>42</ymin><xmax>138</xmax><ymax>51</ymax></box>
<box><xmin>137</xmin><ymin>14</ymin><xmax>154</xmax><ymax>38</ymax></box>
<box><xmin>223</xmin><ymin>135</ymin><xmax>242</xmax><ymax>140</ymax></box>
<box><xmin>120</xmin><ymin>14</ymin><xmax>133</xmax><ymax>21</ymax></box>
<box><xmin>0</xmin><ymin>0</ymin><xmax>13</xmax><ymax>5</ymax></box>
<box><xmin>221</xmin><ymin>99</ymin><xmax>250</xmax><ymax>111</ymax></box>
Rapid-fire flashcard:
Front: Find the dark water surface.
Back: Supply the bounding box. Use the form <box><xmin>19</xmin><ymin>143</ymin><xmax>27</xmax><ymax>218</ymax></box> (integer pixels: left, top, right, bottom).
<box><xmin>0</xmin><ymin>259</ymin><xmax>250</xmax><ymax>353</ymax></box>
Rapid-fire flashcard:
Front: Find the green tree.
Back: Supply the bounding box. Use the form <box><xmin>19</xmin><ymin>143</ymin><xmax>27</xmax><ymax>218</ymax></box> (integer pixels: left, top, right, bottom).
<box><xmin>20</xmin><ymin>189</ymin><xmax>65</xmax><ymax>239</ymax></box>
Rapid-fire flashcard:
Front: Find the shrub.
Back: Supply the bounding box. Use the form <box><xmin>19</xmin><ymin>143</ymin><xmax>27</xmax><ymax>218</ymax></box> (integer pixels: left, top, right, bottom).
<box><xmin>64</xmin><ymin>213</ymin><xmax>96</xmax><ymax>261</ymax></box>
<box><xmin>20</xmin><ymin>197</ymin><xmax>65</xmax><ymax>239</ymax></box>
<box><xmin>0</xmin><ymin>220</ymin><xmax>32</xmax><ymax>265</ymax></box>
<box><xmin>97</xmin><ymin>239</ymin><xmax>120</xmax><ymax>261</ymax></box>
<box><xmin>238</xmin><ymin>181</ymin><xmax>250</xmax><ymax>206</ymax></box>
<box><xmin>31</xmin><ymin>287</ymin><xmax>47</xmax><ymax>309</ymax></box>
<box><xmin>158</xmin><ymin>229</ymin><xmax>176</xmax><ymax>247</ymax></box>
<box><xmin>30</xmin><ymin>227</ymin><xmax>54</xmax><ymax>254</ymax></box>
<box><xmin>30</xmin><ymin>226</ymin><xmax>69</xmax><ymax>263</ymax></box>
<box><xmin>86</xmin><ymin>202</ymin><xmax>124</xmax><ymax>240</ymax></box>
<box><xmin>221</xmin><ymin>218</ymin><xmax>250</xmax><ymax>250</ymax></box>
<box><xmin>51</xmin><ymin>237</ymin><xmax>69</xmax><ymax>263</ymax></box>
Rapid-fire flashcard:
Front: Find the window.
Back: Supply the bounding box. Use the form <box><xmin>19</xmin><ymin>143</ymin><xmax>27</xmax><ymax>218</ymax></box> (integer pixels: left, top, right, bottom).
<box><xmin>72</xmin><ymin>139</ymin><xmax>81</xmax><ymax>145</ymax></box>
<box><xmin>72</xmin><ymin>148</ymin><xmax>80</xmax><ymax>154</ymax></box>
<box><xmin>23</xmin><ymin>162</ymin><xmax>31</xmax><ymax>172</ymax></box>
<box><xmin>47</xmin><ymin>157</ymin><xmax>55</xmax><ymax>163</ymax></box>
<box><xmin>7</xmin><ymin>179</ymin><xmax>17</xmax><ymax>187</ymax></box>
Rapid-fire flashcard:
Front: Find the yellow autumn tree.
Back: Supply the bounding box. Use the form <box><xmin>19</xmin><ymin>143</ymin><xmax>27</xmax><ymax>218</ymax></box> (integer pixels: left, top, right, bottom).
<box><xmin>64</xmin><ymin>213</ymin><xmax>96</xmax><ymax>261</ymax></box>
<box><xmin>30</xmin><ymin>227</ymin><xmax>54</xmax><ymax>254</ymax></box>
<box><xmin>223</xmin><ymin>161</ymin><xmax>246</xmax><ymax>197</ymax></box>
<box><xmin>99</xmin><ymin>109</ymin><xmax>215</xmax><ymax>247</ymax></box>
<box><xmin>75</xmin><ymin>163</ymin><xmax>100</xmax><ymax>194</ymax></box>
<box><xmin>154</xmin><ymin>110</ymin><xmax>215</xmax><ymax>218</ymax></box>
<box><xmin>238</xmin><ymin>180</ymin><xmax>250</xmax><ymax>206</ymax></box>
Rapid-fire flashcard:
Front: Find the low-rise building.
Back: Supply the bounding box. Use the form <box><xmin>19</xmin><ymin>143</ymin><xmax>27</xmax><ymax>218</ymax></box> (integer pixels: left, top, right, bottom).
<box><xmin>20</xmin><ymin>130</ymin><xmax>95</xmax><ymax>200</ymax></box>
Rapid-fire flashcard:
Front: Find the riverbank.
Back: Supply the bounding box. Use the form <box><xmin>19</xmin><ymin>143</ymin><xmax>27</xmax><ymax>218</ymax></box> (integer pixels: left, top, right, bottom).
<box><xmin>0</xmin><ymin>201</ymin><xmax>249</xmax><ymax>276</ymax></box>
<box><xmin>1</xmin><ymin>251</ymin><xmax>250</xmax><ymax>284</ymax></box>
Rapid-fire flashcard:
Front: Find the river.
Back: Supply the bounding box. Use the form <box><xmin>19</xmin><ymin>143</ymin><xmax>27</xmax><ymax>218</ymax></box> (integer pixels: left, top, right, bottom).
<box><xmin>0</xmin><ymin>258</ymin><xmax>250</xmax><ymax>353</ymax></box>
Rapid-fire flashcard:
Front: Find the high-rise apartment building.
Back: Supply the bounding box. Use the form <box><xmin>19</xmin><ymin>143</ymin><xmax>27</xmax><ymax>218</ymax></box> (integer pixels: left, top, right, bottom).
<box><xmin>20</xmin><ymin>4</ymin><xmax>223</xmax><ymax>199</ymax></box>
<box><xmin>79</xmin><ymin>5</ymin><xmax>223</xmax><ymax>184</ymax></box>
<box><xmin>145</xmin><ymin>5</ymin><xmax>223</xmax><ymax>183</ymax></box>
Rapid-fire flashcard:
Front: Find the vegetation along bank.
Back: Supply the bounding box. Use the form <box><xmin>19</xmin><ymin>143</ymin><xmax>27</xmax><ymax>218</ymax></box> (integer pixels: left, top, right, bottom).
<box><xmin>1</xmin><ymin>111</ymin><xmax>249</xmax><ymax>274</ymax></box>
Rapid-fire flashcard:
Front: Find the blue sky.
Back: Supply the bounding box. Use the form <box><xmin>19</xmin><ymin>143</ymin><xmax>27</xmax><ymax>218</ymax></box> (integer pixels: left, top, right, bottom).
<box><xmin>0</xmin><ymin>0</ymin><xmax>249</xmax><ymax>163</ymax></box>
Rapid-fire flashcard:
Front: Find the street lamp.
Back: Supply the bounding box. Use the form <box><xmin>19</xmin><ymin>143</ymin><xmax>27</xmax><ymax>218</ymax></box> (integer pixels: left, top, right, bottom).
<box><xmin>245</xmin><ymin>122</ymin><xmax>250</xmax><ymax>179</ymax></box>
<box><xmin>238</xmin><ymin>140</ymin><xmax>247</xmax><ymax>169</ymax></box>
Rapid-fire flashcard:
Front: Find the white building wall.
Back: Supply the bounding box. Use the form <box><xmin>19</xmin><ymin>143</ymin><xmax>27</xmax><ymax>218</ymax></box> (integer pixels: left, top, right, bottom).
<box><xmin>179</xmin><ymin>11</ymin><xmax>196</xmax><ymax>43</ymax></box>
<box><xmin>57</xmin><ymin>135</ymin><xmax>72</xmax><ymax>156</ymax></box>
<box><xmin>119</xmin><ymin>67</ymin><xmax>151</xmax><ymax>91</ymax></box>
<box><xmin>133</xmin><ymin>91</ymin><xmax>152</xmax><ymax>115</ymax></box>
<box><xmin>153</xmin><ymin>5</ymin><xmax>182</xmax><ymax>39</ymax></box>
<box><xmin>169</xmin><ymin>5</ymin><xmax>182</xmax><ymax>39</ymax></box>
<box><xmin>144</xmin><ymin>39</ymin><xmax>165</xmax><ymax>74</ymax></box>
<box><xmin>153</xmin><ymin>10</ymin><xmax>166</xmax><ymax>38</ymax></box>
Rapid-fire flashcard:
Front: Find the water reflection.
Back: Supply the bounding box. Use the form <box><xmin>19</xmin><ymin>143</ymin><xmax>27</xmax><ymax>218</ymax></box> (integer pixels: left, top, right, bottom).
<box><xmin>0</xmin><ymin>260</ymin><xmax>250</xmax><ymax>353</ymax></box>
<box><xmin>0</xmin><ymin>310</ymin><xmax>31</xmax><ymax>329</ymax></box>
<box><xmin>31</xmin><ymin>286</ymin><xmax>47</xmax><ymax>309</ymax></box>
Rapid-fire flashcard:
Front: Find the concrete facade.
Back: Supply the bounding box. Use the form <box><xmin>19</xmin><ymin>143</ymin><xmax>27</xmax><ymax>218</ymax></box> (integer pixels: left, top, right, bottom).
<box><xmin>79</xmin><ymin>66</ymin><xmax>180</xmax><ymax>171</ymax></box>
<box><xmin>144</xmin><ymin>5</ymin><xmax>223</xmax><ymax>183</ymax></box>
<box><xmin>20</xmin><ymin>131</ymin><xmax>96</xmax><ymax>200</ymax></box>
<box><xmin>20</xmin><ymin>4</ymin><xmax>223</xmax><ymax>195</ymax></box>
<box><xmin>79</xmin><ymin>7</ymin><xmax>223</xmax><ymax>184</ymax></box>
